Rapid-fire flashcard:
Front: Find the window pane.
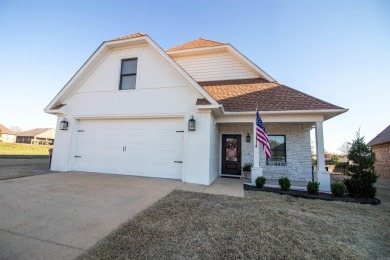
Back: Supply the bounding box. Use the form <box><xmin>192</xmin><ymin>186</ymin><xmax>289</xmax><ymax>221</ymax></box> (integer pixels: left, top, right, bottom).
<box><xmin>120</xmin><ymin>75</ymin><xmax>136</xmax><ymax>90</ymax></box>
<box><xmin>121</xmin><ymin>59</ymin><xmax>137</xmax><ymax>74</ymax></box>
<box><xmin>275</xmin><ymin>136</ymin><xmax>285</xmax><ymax>145</ymax></box>
<box><xmin>267</xmin><ymin>135</ymin><xmax>286</xmax><ymax>163</ymax></box>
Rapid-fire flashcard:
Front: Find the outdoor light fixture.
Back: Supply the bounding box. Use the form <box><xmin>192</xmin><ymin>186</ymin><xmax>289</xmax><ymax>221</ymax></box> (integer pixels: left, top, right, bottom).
<box><xmin>188</xmin><ymin>116</ymin><xmax>196</xmax><ymax>131</ymax></box>
<box><xmin>246</xmin><ymin>133</ymin><xmax>251</xmax><ymax>142</ymax></box>
<box><xmin>60</xmin><ymin>118</ymin><xmax>69</xmax><ymax>131</ymax></box>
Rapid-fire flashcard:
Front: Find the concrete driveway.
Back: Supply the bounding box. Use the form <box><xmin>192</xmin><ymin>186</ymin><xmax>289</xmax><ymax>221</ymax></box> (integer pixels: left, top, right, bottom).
<box><xmin>0</xmin><ymin>172</ymin><xmax>183</xmax><ymax>259</ymax></box>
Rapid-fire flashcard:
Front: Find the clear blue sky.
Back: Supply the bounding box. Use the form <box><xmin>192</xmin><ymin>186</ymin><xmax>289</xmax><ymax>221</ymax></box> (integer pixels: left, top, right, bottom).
<box><xmin>1</xmin><ymin>0</ymin><xmax>389</xmax><ymax>153</ymax></box>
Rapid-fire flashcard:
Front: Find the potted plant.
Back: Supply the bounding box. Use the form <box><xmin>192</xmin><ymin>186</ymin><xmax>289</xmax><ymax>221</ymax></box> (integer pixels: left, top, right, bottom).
<box><xmin>242</xmin><ymin>163</ymin><xmax>253</xmax><ymax>178</ymax></box>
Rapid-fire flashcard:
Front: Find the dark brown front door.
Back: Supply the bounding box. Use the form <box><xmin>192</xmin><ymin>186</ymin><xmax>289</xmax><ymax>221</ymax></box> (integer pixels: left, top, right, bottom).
<box><xmin>222</xmin><ymin>135</ymin><xmax>241</xmax><ymax>175</ymax></box>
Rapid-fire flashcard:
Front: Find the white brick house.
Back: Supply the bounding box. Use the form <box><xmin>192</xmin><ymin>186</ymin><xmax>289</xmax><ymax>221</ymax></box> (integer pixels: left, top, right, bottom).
<box><xmin>45</xmin><ymin>33</ymin><xmax>347</xmax><ymax>191</ymax></box>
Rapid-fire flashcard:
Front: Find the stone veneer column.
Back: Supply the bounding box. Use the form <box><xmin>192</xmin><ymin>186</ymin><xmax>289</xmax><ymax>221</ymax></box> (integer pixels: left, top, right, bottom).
<box><xmin>315</xmin><ymin>121</ymin><xmax>330</xmax><ymax>192</ymax></box>
<box><xmin>252</xmin><ymin>121</ymin><xmax>263</xmax><ymax>183</ymax></box>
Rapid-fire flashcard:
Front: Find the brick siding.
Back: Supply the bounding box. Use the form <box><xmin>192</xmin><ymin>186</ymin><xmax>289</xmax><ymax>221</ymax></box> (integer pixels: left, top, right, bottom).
<box><xmin>372</xmin><ymin>143</ymin><xmax>390</xmax><ymax>178</ymax></box>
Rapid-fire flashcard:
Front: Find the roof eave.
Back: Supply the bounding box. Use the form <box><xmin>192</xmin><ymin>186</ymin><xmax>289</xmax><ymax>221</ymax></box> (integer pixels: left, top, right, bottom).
<box><xmin>368</xmin><ymin>140</ymin><xmax>390</xmax><ymax>147</ymax></box>
<box><xmin>223</xmin><ymin>108</ymin><xmax>348</xmax><ymax>121</ymax></box>
<box><xmin>196</xmin><ymin>104</ymin><xmax>225</xmax><ymax>116</ymax></box>
<box><xmin>166</xmin><ymin>45</ymin><xmax>228</xmax><ymax>56</ymax></box>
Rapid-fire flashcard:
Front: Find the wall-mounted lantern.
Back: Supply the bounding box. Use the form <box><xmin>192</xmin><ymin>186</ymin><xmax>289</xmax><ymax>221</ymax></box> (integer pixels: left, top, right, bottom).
<box><xmin>188</xmin><ymin>116</ymin><xmax>196</xmax><ymax>131</ymax></box>
<box><xmin>246</xmin><ymin>133</ymin><xmax>251</xmax><ymax>142</ymax></box>
<box><xmin>60</xmin><ymin>118</ymin><xmax>69</xmax><ymax>131</ymax></box>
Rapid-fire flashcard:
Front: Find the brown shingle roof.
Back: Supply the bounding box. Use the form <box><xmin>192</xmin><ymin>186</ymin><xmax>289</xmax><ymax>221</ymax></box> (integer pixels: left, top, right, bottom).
<box><xmin>0</xmin><ymin>124</ymin><xmax>16</xmax><ymax>135</ymax></box>
<box><xmin>109</xmin><ymin>32</ymin><xmax>146</xmax><ymax>42</ymax></box>
<box><xmin>17</xmin><ymin>128</ymin><xmax>53</xmax><ymax>137</ymax></box>
<box><xmin>166</xmin><ymin>38</ymin><xmax>226</xmax><ymax>52</ymax></box>
<box><xmin>198</xmin><ymin>78</ymin><xmax>344</xmax><ymax>112</ymax></box>
<box><xmin>368</xmin><ymin>125</ymin><xmax>390</xmax><ymax>146</ymax></box>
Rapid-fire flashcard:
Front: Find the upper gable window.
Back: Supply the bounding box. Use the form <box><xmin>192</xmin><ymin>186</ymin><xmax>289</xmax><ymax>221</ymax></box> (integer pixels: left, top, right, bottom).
<box><xmin>119</xmin><ymin>58</ymin><xmax>138</xmax><ymax>90</ymax></box>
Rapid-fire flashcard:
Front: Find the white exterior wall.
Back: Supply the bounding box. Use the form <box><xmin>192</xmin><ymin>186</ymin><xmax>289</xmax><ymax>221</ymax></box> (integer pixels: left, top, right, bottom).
<box><xmin>209</xmin><ymin>114</ymin><xmax>219</xmax><ymax>183</ymax></box>
<box><xmin>172</xmin><ymin>52</ymin><xmax>257</xmax><ymax>82</ymax></box>
<box><xmin>218</xmin><ymin>123</ymin><xmax>254</xmax><ymax>175</ymax></box>
<box><xmin>51</xmin><ymin>117</ymin><xmax>77</xmax><ymax>171</ymax></box>
<box><xmin>50</xmin><ymin>44</ymin><xmax>213</xmax><ymax>185</ymax></box>
<box><xmin>1</xmin><ymin>134</ymin><xmax>16</xmax><ymax>143</ymax></box>
<box><xmin>183</xmin><ymin>112</ymin><xmax>212</xmax><ymax>184</ymax></box>
<box><xmin>260</xmin><ymin>123</ymin><xmax>312</xmax><ymax>181</ymax></box>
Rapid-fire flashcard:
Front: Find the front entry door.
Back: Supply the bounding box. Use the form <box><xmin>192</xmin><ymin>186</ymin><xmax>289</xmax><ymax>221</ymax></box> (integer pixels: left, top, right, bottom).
<box><xmin>222</xmin><ymin>135</ymin><xmax>241</xmax><ymax>175</ymax></box>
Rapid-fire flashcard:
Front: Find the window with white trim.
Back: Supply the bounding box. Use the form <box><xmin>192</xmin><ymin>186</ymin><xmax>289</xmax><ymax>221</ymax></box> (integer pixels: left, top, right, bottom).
<box><xmin>267</xmin><ymin>135</ymin><xmax>287</xmax><ymax>166</ymax></box>
<box><xmin>119</xmin><ymin>58</ymin><xmax>137</xmax><ymax>90</ymax></box>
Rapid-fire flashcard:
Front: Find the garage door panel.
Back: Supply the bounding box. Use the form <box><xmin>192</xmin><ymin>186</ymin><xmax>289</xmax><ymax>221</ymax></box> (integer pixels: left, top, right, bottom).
<box><xmin>73</xmin><ymin>118</ymin><xmax>183</xmax><ymax>179</ymax></box>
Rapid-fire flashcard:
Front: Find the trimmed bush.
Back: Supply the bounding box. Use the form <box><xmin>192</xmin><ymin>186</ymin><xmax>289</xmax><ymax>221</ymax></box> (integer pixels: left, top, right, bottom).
<box><xmin>331</xmin><ymin>182</ymin><xmax>346</xmax><ymax>197</ymax></box>
<box><xmin>255</xmin><ymin>176</ymin><xmax>267</xmax><ymax>188</ymax></box>
<box><xmin>307</xmin><ymin>181</ymin><xmax>320</xmax><ymax>195</ymax></box>
<box><xmin>278</xmin><ymin>177</ymin><xmax>291</xmax><ymax>191</ymax></box>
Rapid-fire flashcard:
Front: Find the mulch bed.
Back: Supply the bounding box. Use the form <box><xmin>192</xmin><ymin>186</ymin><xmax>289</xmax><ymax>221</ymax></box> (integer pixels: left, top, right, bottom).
<box><xmin>244</xmin><ymin>184</ymin><xmax>381</xmax><ymax>205</ymax></box>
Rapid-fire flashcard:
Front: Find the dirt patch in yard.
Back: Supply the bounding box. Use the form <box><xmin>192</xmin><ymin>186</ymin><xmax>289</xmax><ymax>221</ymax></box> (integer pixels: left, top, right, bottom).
<box><xmin>0</xmin><ymin>158</ymin><xmax>51</xmax><ymax>180</ymax></box>
<box><xmin>78</xmin><ymin>190</ymin><xmax>390</xmax><ymax>260</ymax></box>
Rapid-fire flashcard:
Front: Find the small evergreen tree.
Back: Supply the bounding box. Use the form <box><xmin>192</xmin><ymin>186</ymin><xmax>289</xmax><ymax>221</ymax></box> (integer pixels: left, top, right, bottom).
<box><xmin>343</xmin><ymin>131</ymin><xmax>378</xmax><ymax>198</ymax></box>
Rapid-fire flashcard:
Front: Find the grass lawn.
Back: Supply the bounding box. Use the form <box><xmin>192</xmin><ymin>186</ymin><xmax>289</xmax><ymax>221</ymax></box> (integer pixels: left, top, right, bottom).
<box><xmin>79</xmin><ymin>190</ymin><xmax>390</xmax><ymax>260</ymax></box>
<box><xmin>0</xmin><ymin>143</ymin><xmax>52</xmax><ymax>157</ymax></box>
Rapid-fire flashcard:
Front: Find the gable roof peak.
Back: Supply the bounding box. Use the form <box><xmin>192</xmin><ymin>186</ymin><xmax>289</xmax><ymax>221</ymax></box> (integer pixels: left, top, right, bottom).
<box><xmin>166</xmin><ymin>37</ymin><xmax>226</xmax><ymax>52</ymax></box>
<box><xmin>109</xmin><ymin>32</ymin><xmax>147</xmax><ymax>42</ymax></box>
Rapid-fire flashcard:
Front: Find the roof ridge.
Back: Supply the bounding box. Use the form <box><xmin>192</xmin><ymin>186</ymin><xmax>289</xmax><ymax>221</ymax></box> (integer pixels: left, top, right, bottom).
<box><xmin>166</xmin><ymin>37</ymin><xmax>226</xmax><ymax>52</ymax></box>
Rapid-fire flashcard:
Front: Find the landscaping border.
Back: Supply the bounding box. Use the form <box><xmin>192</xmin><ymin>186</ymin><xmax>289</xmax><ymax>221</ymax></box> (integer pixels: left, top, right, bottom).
<box><xmin>244</xmin><ymin>184</ymin><xmax>381</xmax><ymax>205</ymax></box>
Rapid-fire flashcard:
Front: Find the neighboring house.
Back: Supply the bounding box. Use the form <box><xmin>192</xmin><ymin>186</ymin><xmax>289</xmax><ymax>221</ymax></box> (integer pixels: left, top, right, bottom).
<box><xmin>0</xmin><ymin>124</ymin><xmax>16</xmax><ymax>143</ymax></box>
<box><xmin>16</xmin><ymin>128</ymin><xmax>55</xmax><ymax>145</ymax></box>
<box><xmin>368</xmin><ymin>125</ymin><xmax>390</xmax><ymax>178</ymax></box>
<box><xmin>45</xmin><ymin>33</ymin><xmax>347</xmax><ymax>191</ymax></box>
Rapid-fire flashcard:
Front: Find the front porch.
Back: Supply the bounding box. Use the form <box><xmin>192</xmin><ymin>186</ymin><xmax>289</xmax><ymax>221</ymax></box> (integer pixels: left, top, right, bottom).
<box><xmin>214</xmin><ymin>117</ymin><xmax>330</xmax><ymax>191</ymax></box>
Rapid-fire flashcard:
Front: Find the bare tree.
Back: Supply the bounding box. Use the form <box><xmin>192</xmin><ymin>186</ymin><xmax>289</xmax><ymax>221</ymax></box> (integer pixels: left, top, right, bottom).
<box><xmin>9</xmin><ymin>126</ymin><xmax>23</xmax><ymax>133</ymax></box>
<box><xmin>338</xmin><ymin>142</ymin><xmax>351</xmax><ymax>156</ymax></box>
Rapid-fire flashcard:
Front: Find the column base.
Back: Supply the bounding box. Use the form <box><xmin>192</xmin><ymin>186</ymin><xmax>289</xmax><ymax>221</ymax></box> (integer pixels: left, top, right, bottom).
<box><xmin>316</xmin><ymin>170</ymin><xmax>331</xmax><ymax>192</ymax></box>
<box><xmin>251</xmin><ymin>167</ymin><xmax>263</xmax><ymax>184</ymax></box>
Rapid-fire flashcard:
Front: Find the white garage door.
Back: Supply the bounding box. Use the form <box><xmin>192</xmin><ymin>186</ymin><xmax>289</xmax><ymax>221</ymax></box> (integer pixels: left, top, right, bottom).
<box><xmin>73</xmin><ymin>118</ymin><xmax>184</xmax><ymax>179</ymax></box>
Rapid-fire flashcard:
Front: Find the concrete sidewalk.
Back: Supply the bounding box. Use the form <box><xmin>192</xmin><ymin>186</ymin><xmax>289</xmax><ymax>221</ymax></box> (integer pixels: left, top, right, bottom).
<box><xmin>178</xmin><ymin>177</ymin><xmax>245</xmax><ymax>197</ymax></box>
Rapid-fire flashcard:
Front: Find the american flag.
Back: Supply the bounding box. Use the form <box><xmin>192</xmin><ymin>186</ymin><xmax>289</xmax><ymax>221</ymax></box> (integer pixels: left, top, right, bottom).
<box><xmin>256</xmin><ymin>109</ymin><xmax>271</xmax><ymax>158</ymax></box>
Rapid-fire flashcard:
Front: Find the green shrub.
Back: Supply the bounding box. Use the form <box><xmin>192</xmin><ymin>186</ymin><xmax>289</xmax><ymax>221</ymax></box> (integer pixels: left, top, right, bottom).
<box><xmin>278</xmin><ymin>177</ymin><xmax>291</xmax><ymax>191</ymax></box>
<box><xmin>344</xmin><ymin>131</ymin><xmax>378</xmax><ymax>198</ymax></box>
<box><xmin>344</xmin><ymin>175</ymin><xmax>377</xmax><ymax>198</ymax></box>
<box><xmin>255</xmin><ymin>176</ymin><xmax>267</xmax><ymax>188</ymax></box>
<box><xmin>331</xmin><ymin>182</ymin><xmax>346</xmax><ymax>197</ymax></box>
<box><xmin>307</xmin><ymin>181</ymin><xmax>320</xmax><ymax>195</ymax></box>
